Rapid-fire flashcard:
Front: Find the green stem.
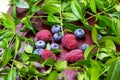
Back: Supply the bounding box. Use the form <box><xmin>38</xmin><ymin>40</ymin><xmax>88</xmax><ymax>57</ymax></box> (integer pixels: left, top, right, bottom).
<box><xmin>60</xmin><ymin>0</ymin><xmax>64</xmax><ymax>35</ymax></box>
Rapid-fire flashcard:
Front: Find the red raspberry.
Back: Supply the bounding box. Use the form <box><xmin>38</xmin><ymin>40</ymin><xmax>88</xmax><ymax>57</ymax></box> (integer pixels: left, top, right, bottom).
<box><xmin>59</xmin><ymin>69</ymin><xmax>77</xmax><ymax>80</ymax></box>
<box><xmin>62</xmin><ymin>34</ymin><xmax>77</xmax><ymax>50</ymax></box>
<box><xmin>41</xmin><ymin>49</ymin><xmax>56</xmax><ymax>61</ymax></box>
<box><xmin>65</xmin><ymin>49</ymin><xmax>83</xmax><ymax>62</ymax></box>
<box><xmin>36</xmin><ymin>30</ymin><xmax>52</xmax><ymax>42</ymax></box>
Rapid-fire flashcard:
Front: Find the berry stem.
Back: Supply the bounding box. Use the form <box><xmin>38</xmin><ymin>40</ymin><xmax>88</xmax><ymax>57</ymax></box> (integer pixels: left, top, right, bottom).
<box><xmin>60</xmin><ymin>0</ymin><xmax>64</xmax><ymax>36</ymax></box>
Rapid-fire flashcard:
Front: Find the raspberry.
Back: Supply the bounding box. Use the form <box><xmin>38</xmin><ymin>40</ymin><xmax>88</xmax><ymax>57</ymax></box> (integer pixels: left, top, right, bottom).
<box><xmin>36</xmin><ymin>30</ymin><xmax>52</xmax><ymax>42</ymax></box>
<box><xmin>62</xmin><ymin>34</ymin><xmax>77</xmax><ymax>50</ymax></box>
<box><xmin>41</xmin><ymin>49</ymin><xmax>56</xmax><ymax>61</ymax></box>
<box><xmin>60</xmin><ymin>69</ymin><xmax>77</xmax><ymax>80</ymax></box>
<box><xmin>65</xmin><ymin>49</ymin><xmax>83</xmax><ymax>62</ymax></box>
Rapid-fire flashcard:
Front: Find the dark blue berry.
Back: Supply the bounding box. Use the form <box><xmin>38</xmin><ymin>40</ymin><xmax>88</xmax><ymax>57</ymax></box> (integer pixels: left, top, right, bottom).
<box><xmin>35</xmin><ymin>40</ymin><xmax>46</xmax><ymax>49</ymax></box>
<box><xmin>98</xmin><ymin>34</ymin><xmax>102</xmax><ymax>40</ymax></box>
<box><xmin>51</xmin><ymin>25</ymin><xmax>61</xmax><ymax>33</ymax></box>
<box><xmin>33</xmin><ymin>48</ymin><xmax>43</xmax><ymax>56</ymax></box>
<box><xmin>53</xmin><ymin>33</ymin><xmax>63</xmax><ymax>42</ymax></box>
<box><xmin>74</xmin><ymin>29</ymin><xmax>85</xmax><ymax>39</ymax></box>
<box><xmin>50</xmin><ymin>43</ymin><xmax>60</xmax><ymax>50</ymax></box>
<box><xmin>80</xmin><ymin>43</ymin><xmax>89</xmax><ymax>51</ymax></box>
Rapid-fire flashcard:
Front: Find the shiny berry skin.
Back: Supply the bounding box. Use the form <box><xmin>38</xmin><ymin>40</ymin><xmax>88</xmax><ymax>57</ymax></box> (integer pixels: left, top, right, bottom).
<box><xmin>53</xmin><ymin>33</ymin><xmax>63</xmax><ymax>42</ymax></box>
<box><xmin>74</xmin><ymin>29</ymin><xmax>85</xmax><ymax>39</ymax></box>
<box><xmin>98</xmin><ymin>34</ymin><xmax>102</xmax><ymax>40</ymax></box>
<box><xmin>50</xmin><ymin>43</ymin><xmax>60</xmax><ymax>50</ymax></box>
<box><xmin>33</xmin><ymin>48</ymin><xmax>43</xmax><ymax>56</ymax></box>
<box><xmin>80</xmin><ymin>43</ymin><xmax>89</xmax><ymax>51</ymax></box>
<box><xmin>35</xmin><ymin>40</ymin><xmax>46</xmax><ymax>49</ymax></box>
<box><xmin>51</xmin><ymin>25</ymin><xmax>61</xmax><ymax>33</ymax></box>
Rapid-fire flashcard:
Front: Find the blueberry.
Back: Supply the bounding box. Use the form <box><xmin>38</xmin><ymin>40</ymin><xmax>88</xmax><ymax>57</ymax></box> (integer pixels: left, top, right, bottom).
<box><xmin>98</xmin><ymin>34</ymin><xmax>102</xmax><ymax>40</ymax></box>
<box><xmin>35</xmin><ymin>40</ymin><xmax>46</xmax><ymax>49</ymax></box>
<box><xmin>80</xmin><ymin>43</ymin><xmax>89</xmax><ymax>51</ymax></box>
<box><xmin>50</xmin><ymin>43</ymin><xmax>60</xmax><ymax>50</ymax></box>
<box><xmin>51</xmin><ymin>25</ymin><xmax>61</xmax><ymax>33</ymax></box>
<box><xmin>53</xmin><ymin>33</ymin><xmax>63</xmax><ymax>42</ymax></box>
<box><xmin>74</xmin><ymin>29</ymin><xmax>85</xmax><ymax>39</ymax></box>
<box><xmin>33</xmin><ymin>48</ymin><xmax>43</xmax><ymax>56</ymax></box>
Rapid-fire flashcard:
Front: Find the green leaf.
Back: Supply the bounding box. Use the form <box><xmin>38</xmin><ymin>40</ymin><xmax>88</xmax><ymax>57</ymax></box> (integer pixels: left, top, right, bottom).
<box><xmin>51</xmin><ymin>49</ymin><xmax>62</xmax><ymax>54</ymax></box>
<box><xmin>71</xmin><ymin>0</ymin><xmax>84</xmax><ymax>20</ymax></box>
<box><xmin>47</xmin><ymin>70</ymin><xmax>58</xmax><ymax>80</ymax></box>
<box><xmin>41</xmin><ymin>4</ymin><xmax>60</xmax><ymax>14</ymax></box>
<box><xmin>84</xmin><ymin>45</ymin><xmax>96</xmax><ymax>60</ymax></box>
<box><xmin>115</xmin><ymin>5</ymin><xmax>120</xmax><ymax>12</ymax></box>
<box><xmin>90</xmin><ymin>0</ymin><xmax>96</xmax><ymax>13</ymax></box>
<box><xmin>78</xmin><ymin>72</ymin><xmax>84</xmax><ymax>80</ymax></box>
<box><xmin>62</xmin><ymin>12</ymin><xmax>79</xmax><ymax>21</ymax></box>
<box><xmin>63</xmin><ymin>23</ymin><xmax>83</xmax><ymax>32</ymax></box>
<box><xmin>2</xmin><ymin>13</ymin><xmax>15</xmax><ymax>31</ymax></box>
<box><xmin>92</xmin><ymin>27</ymin><xmax>98</xmax><ymax>45</ymax></box>
<box><xmin>70</xmin><ymin>59</ymin><xmax>91</xmax><ymax>67</ymax></box>
<box><xmin>28</xmin><ymin>54</ymin><xmax>42</xmax><ymax>62</ymax></box>
<box><xmin>89</xmin><ymin>60</ymin><xmax>102</xmax><ymax>80</ymax></box>
<box><xmin>105</xmin><ymin>38</ymin><xmax>116</xmax><ymax>56</ymax></box>
<box><xmin>47</xmin><ymin>14</ymin><xmax>60</xmax><ymax>23</ymax></box>
<box><xmin>1</xmin><ymin>48</ymin><xmax>12</xmax><ymax>67</ymax></box>
<box><xmin>14</xmin><ymin>36</ymin><xmax>20</xmax><ymax>55</ymax></box>
<box><xmin>11</xmin><ymin>6</ymin><xmax>17</xmax><ymax>19</ymax></box>
<box><xmin>46</xmin><ymin>43</ymin><xmax>50</xmax><ymax>50</ymax></box>
<box><xmin>16</xmin><ymin>0</ymin><xmax>29</xmax><ymax>8</ymax></box>
<box><xmin>24</xmin><ymin>44</ymin><xmax>33</xmax><ymax>53</ymax></box>
<box><xmin>14</xmin><ymin>61</ymin><xmax>24</xmax><ymax>69</ymax></box>
<box><xmin>7</xmin><ymin>68</ymin><xmax>16</xmax><ymax>80</ymax></box>
<box><xmin>41</xmin><ymin>58</ymin><xmax>54</xmax><ymax>67</ymax></box>
<box><xmin>54</xmin><ymin>60</ymin><xmax>67</xmax><ymax>71</ymax></box>
<box><xmin>22</xmin><ymin>17</ymin><xmax>36</xmax><ymax>34</ymax></box>
<box><xmin>107</xmin><ymin>59</ymin><xmax>120</xmax><ymax>80</ymax></box>
<box><xmin>20</xmin><ymin>53</ymin><xmax>29</xmax><ymax>62</ymax></box>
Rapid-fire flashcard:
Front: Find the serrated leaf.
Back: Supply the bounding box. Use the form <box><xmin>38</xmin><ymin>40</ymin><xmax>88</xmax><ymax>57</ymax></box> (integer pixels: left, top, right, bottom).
<box><xmin>89</xmin><ymin>60</ymin><xmax>102</xmax><ymax>80</ymax></box>
<box><xmin>7</xmin><ymin>68</ymin><xmax>16</xmax><ymax>80</ymax></box>
<box><xmin>51</xmin><ymin>49</ymin><xmax>62</xmax><ymax>54</ymax></box>
<box><xmin>63</xmin><ymin>23</ymin><xmax>83</xmax><ymax>32</ymax></box>
<box><xmin>1</xmin><ymin>48</ymin><xmax>12</xmax><ymax>67</ymax></box>
<box><xmin>84</xmin><ymin>45</ymin><xmax>96</xmax><ymax>60</ymax></box>
<box><xmin>14</xmin><ymin>36</ymin><xmax>20</xmax><ymax>55</ymax></box>
<box><xmin>24</xmin><ymin>44</ymin><xmax>33</xmax><ymax>53</ymax></box>
<box><xmin>54</xmin><ymin>60</ymin><xmax>67</xmax><ymax>71</ymax></box>
<box><xmin>92</xmin><ymin>27</ymin><xmax>98</xmax><ymax>45</ymax></box>
<box><xmin>107</xmin><ymin>59</ymin><xmax>120</xmax><ymax>80</ymax></box>
<box><xmin>70</xmin><ymin>59</ymin><xmax>91</xmax><ymax>67</ymax></box>
<box><xmin>16</xmin><ymin>0</ymin><xmax>29</xmax><ymax>8</ymax></box>
<box><xmin>2</xmin><ymin>13</ymin><xmax>15</xmax><ymax>31</ymax></box>
<box><xmin>90</xmin><ymin>0</ymin><xmax>96</xmax><ymax>13</ymax></box>
<box><xmin>47</xmin><ymin>70</ymin><xmax>58</xmax><ymax>80</ymax></box>
<box><xmin>41</xmin><ymin>58</ymin><xmax>54</xmax><ymax>67</ymax></box>
<box><xmin>62</xmin><ymin>12</ymin><xmax>79</xmax><ymax>21</ymax></box>
<box><xmin>71</xmin><ymin>0</ymin><xmax>83</xmax><ymax>20</ymax></box>
<box><xmin>47</xmin><ymin>14</ymin><xmax>60</xmax><ymax>23</ymax></box>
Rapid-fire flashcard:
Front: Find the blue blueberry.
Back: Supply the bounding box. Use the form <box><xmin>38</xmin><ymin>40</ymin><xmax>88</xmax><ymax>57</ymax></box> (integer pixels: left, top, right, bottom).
<box><xmin>80</xmin><ymin>43</ymin><xmax>89</xmax><ymax>51</ymax></box>
<box><xmin>98</xmin><ymin>34</ymin><xmax>102</xmax><ymax>40</ymax></box>
<box><xmin>51</xmin><ymin>25</ymin><xmax>61</xmax><ymax>33</ymax></box>
<box><xmin>50</xmin><ymin>43</ymin><xmax>60</xmax><ymax>50</ymax></box>
<box><xmin>74</xmin><ymin>29</ymin><xmax>85</xmax><ymax>39</ymax></box>
<box><xmin>33</xmin><ymin>48</ymin><xmax>43</xmax><ymax>56</ymax></box>
<box><xmin>35</xmin><ymin>40</ymin><xmax>46</xmax><ymax>49</ymax></box>
<box><xmin>53</xmin><ymin>33</ymin><xmax>63</xmax><ymax>42</ymax></box>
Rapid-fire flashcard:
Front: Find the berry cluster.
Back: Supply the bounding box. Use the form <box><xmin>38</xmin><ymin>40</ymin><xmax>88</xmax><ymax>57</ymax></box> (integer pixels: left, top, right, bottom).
<box><xmin>34</xmin><ymin>25</ymin><xmax>102</xmax><ymax>62</ymax></box>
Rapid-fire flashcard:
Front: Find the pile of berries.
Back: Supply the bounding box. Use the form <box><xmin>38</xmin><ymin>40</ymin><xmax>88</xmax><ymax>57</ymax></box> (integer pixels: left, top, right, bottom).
<box><xmin>34</xmin><ymin>25</ymin><xmax>102</xmax><ymax>62</ymax></box>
